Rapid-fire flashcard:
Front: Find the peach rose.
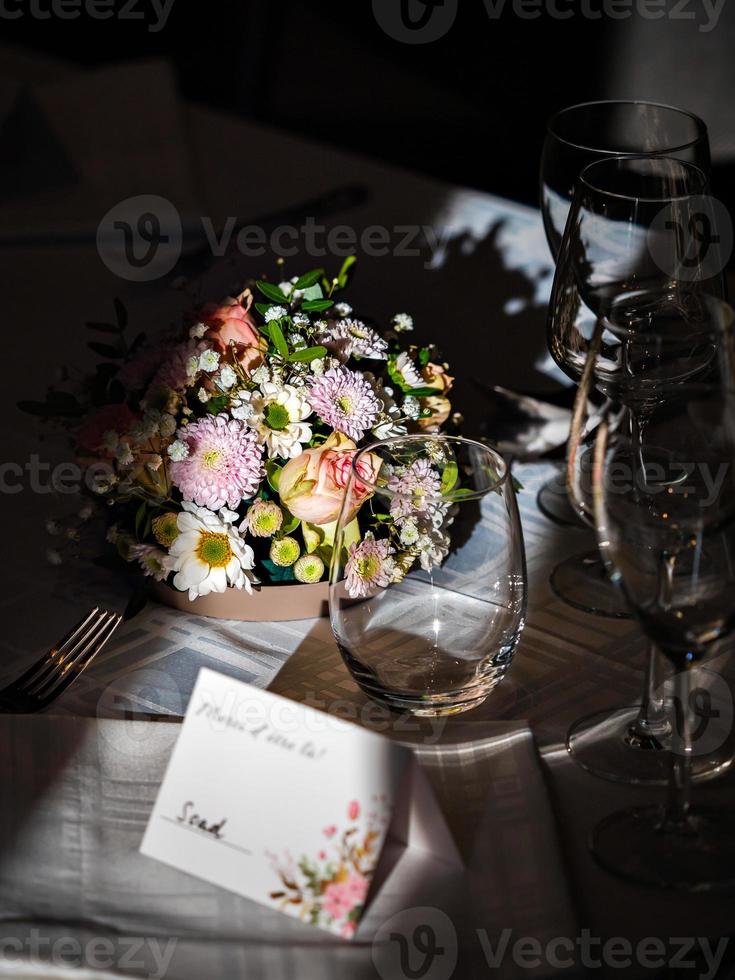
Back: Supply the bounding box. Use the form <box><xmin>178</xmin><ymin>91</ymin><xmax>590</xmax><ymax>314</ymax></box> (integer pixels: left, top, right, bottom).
<box><xmin>421</xmin><ymin>361</ymin><xmax>454</xmax><ymax>394</ymax></box>
<box><xmin>415</xmin><ymin>361</ymin><xmax>453</xmax><ymax>432</ymax></box>
<box><xmin>199</xmin><ymin>288</ymin><xmax>266</xmax><ymax>375</ymax></box>
<box><xmin>279</xmin><ymin>432</ymin><xmax>380</xmax><ymax>527</ymax></box>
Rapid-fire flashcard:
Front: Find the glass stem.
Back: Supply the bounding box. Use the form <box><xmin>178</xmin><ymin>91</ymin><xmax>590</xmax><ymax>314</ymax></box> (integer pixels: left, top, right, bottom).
<box><xmin>663</xmin><ymin>666</ymin><xmax>694</xmax><ymax>833</ymax></box>
<box><xmin>628</xmin><ymin>643</ymin><xmax>670</xmax><ymax>744</ymax></box>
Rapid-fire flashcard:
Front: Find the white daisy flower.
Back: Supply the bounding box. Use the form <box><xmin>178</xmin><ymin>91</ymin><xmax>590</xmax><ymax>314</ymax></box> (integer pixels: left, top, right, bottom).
<box><xmin>239</xmin><ymin>382</ymin><xmax>313</xmax><ymax>459</ymax></box>
<box><xmin>167</xmin><ymin>439</ymin><xmax>190</xmax><ymax>462</ymax></box>
<box><xmin>164</xmin><ymin>502</ymin><xmax>259</xmax><ymax>600</ymax></box>
<box><xmin>265</xmin><ymin>306</ymin><xmax>287</xmax><ymax>323</ymax></box>
<box><xmin>130</xmin><ymin>543</ymin><xmax>168</xmax><ymax>582</ymax></box>
<box><xmin>365</xmin><ymin>373</ymin><xmax>407</xmax><ymax>439</ymax></box>
<box><xmin>395</xmin><ymin>352</ymin><xmax>423</xmax><ymax>388</ymax></box>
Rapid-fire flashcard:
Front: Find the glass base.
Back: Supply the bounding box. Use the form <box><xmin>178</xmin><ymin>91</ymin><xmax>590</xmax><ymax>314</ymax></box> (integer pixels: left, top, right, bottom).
<box><xmin>537</xmin><ymin>472</ymin><xmax>586</xmax><ymax>527</ymax></box>
<box><xmin>591</xmin><ymin>806</ymin><xmax>735</xmax><ymax>890</ymax></box>
<box><xmin>567</xmin><ymin>705</ymin><xmax>733</xmax><ymax>785</ymax></box>
<box><xmin>550</xmin><ymin>550</ymin><xmax>632</xmax><ymax>618</ymax></box>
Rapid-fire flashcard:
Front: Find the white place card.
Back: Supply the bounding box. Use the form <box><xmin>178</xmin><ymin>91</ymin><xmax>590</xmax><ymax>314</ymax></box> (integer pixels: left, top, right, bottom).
<box><xmin>141</xmin><ymin>668</ymin><xmax>459</xmax><ymax>939</ymax></box>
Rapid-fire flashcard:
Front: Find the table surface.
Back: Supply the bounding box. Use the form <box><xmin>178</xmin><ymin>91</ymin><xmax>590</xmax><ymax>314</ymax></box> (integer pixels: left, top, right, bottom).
<box><xmin>1</xmin><ymin>52</ymin><xmax>735</xmax><ymax>980</ymax></box>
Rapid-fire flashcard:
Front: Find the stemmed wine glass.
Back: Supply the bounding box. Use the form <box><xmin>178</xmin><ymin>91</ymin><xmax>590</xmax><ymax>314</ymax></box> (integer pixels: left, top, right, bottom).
<box><xmin>538</xmin><ymin>101</ymin><xmax>711</xmax><ymax>528</ymax></box>
<box><xmin>590</xmin><ymin>302</ymin><xmax>735</xmax><ymax>887</ymax></box>
<box><xmin>552</xmin><ymin>155</ymin><xmax>728</xmax><ymax>783</ymax></box>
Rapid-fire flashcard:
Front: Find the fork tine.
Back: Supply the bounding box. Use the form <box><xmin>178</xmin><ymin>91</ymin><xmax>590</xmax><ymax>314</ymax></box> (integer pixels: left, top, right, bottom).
<box><xmin>28</xmin><ymin>612</ymin><xmax>117</xmax><ymax>698</ymax></box>
<box><xmin>21</xmin><ymin>610</ymin><xmax>110</xmax><ymax>696</ymax></box>
<box><xmin>6</xmin><ymin>607</ymin><xmax>100</xmax><ymax>692</ymax></box>
<box><xmin>35</xmin><ymin>613</ymin><xmax>122</xmax><ymax>702</ymax></box>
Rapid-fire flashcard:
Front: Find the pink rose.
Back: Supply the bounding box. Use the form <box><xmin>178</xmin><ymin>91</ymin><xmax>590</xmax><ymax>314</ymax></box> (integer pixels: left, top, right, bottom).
<box><xmin>279</xmin><ymin>432</ymin><xmax>380</xmax><ymax>527</ymax></box>
<box><xmin>347</xmin><ymin>800</ymin><xmax>360</xmax><ymax>821</ymax></box>
<box><xmin>77</xmin><ymin>404</ymin><xmax>138</xmax><ymax>454</ymax></box>
<box><xmin>199</xmin><ymin>289</ymin><xmax>266</xmax><ymax>375</ymax></box>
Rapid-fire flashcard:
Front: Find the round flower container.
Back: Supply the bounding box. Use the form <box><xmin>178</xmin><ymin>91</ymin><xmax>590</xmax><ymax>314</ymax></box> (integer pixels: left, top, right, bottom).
<box><xmin>149</xmin><ymin>579</ymin><xmax>329</xmax><ymax>622</ymax></box>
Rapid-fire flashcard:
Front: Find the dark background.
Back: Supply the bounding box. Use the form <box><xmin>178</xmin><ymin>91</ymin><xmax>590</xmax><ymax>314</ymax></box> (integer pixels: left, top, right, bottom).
<box><xmin>2</xmin><ymin>0</ymin><xmax>734</xmax><ymax>213</ymax></box>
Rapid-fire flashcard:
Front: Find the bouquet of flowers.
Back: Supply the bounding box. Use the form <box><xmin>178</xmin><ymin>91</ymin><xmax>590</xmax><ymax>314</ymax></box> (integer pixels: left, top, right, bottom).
<box><xmin>26</xmin><ymin>261</ymin><xmax>457</xmax><ymax>600</ymax></box>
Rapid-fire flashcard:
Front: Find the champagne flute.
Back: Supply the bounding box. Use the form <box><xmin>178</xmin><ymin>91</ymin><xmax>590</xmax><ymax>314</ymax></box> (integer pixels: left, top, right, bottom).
<box><xmin>538</xmin><ymin>100</ymin><xmax>710</xmax><ymax>526</ymax></box>
<box><xmin>591</xmin><ymin>307</ymin><xmax>735</xmax><ymax>887</ymax></box>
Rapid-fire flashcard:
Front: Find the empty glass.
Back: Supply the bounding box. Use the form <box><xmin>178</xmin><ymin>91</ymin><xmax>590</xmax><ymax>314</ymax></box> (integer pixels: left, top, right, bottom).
<box><xmin>538</xmin><ymin>100</ymin><xmax>711</xmax><ymax>525</ymax></box>
<box><xmin>591</xmin><ymin>330</ymin><xmax>735</xmax><ymax>888</ymax></box>
<box><xmin>329</xmin><ymin>436</ymin><xmax>526</xmax><ymax>716</ymax></box>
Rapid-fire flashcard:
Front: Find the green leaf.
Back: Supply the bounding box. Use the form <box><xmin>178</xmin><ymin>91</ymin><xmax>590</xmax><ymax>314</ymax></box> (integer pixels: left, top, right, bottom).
<box><xmin>85</xmin><ymin>321</ymin><xmax>119</xmax><ymax>334</ymax></box>
<box><xmin>134</xmin><ymin>501</ymin><xmax>147</xmax><ymax>539</ymax></box>
<box><xmin>301</xmin><ymin>299</ymin><xmax>333</xmax><ymax>313</ymax></box>
<box><xmin>207</xmin><ymin>394</ymin><xmax>229</xmax><ymax>415</ymax></box>
<box><xmin>288</xmin><ymin>345</ymin><xmax>328</xmax><ymax>363</ymax></box>
<box><xmin>301</xmin><ymin>283</ymin><xmax>323</xmax><ymax>302</ymax></box>
<box><xmin>255</xmin><ymin>303</ymin><xmax>273</xmax><ymax>317</ymax></box>
<box><xmin>280</xmin><ymin>506</ymin><xmax>300</xmax><ymax>535</ymax></box>
<box><xmin>440</xmin><ymin>462</ymin><xmax>459</xmax><ymax>495</ymax></box>
<box><xmin>269</xmin><ymin>321</ymin><xmax>289</xmax><ymax>359</ymax></box>
<box><xmin>294</xmin><ymin>269</ymin><xmax>324</xmax><ymax>289</ymax></box>
<box><xmin>418</xmin><ymin>347</ymin><xmax>431</xmax><ymax>368</ymax></box>
<box><xmin>337</xmin><ymin>255</ymin><xmax>357</xmax><ymax>288</ymax></box>
<box><xmin>408</xmin><ymin>386</ymin><xmax>438</xmax><ymax>398</ymax></box>
<box><xmin>257</xmin><ymin>281</ymin><xmax>289</xmax><ymax>303</ymax></box>
<box><xmin>266</xmin><ymin>460</ymin><xmax>282</xmax><ymax>493</ymax></box>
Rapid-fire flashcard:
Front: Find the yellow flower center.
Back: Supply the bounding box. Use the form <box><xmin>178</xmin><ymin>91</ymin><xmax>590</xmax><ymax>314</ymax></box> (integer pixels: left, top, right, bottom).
<box><xmin>355</xmin><ymin>555</ymin><xmax>380</xmax><ymax>581</ymax></box>
<box><xmin>337</xmin><ymin>395</ymin><xmax>353</xmax><ymax>414</ymax></box>
<box><xmin>197</xmin><ymin>532</ymin><xmax>233</xmax><ymax>568</ymax></box>
<box><xmin>203</xmin><ymin>449</ymin><xmax>221</xmax><ymax>469</ymax></box>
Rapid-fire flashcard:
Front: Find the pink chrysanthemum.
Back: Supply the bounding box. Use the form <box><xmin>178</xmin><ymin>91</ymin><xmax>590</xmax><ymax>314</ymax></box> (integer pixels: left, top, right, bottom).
<box><xmin>170</xmin><ymin>414</ymin><xmax>264</xmax><ymax>510</ymax></box>
<box><xmin>307</xmin><ymin>366</ymin><xmax>381</xmax><ymax>441</ymax></box>
<box><xmin>345</xmin><ymin>533</ymin><xmax>395</xmax><ymax>599</ymax></box>
<box><xmin>387</xmin><ymin>458</ymin><xmax>442</xmax><ymax>518</ymax></box>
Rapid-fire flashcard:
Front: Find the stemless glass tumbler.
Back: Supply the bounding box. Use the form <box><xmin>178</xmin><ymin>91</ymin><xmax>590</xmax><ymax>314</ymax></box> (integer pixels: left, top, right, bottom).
<box><xmin>329</xmin><ymin>436</ymin><xmax>526</xmax><ymax>716</ymax></box>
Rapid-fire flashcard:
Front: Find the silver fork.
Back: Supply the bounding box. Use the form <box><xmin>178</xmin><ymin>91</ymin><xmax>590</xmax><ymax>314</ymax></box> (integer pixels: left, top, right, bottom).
<box><xmin>0</xmin><ymin>608</ymin><xmax>122</xmax><ymax>713</ymax></box>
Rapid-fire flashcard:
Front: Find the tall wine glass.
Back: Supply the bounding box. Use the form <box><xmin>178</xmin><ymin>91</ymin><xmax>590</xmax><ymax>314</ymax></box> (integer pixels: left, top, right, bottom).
<box><xmin>548</xmin><ymin>155</ymin><xmax>725</xmax><ymax>621</ymax></box>
<box><xmin>591</xmin><ymin>307</ymin><xmax>735</xmax><ymax>888</ymax></box>
<box><xmin>538</xmin><ymin>100</ymin><xmax>710</xmax><ymax>525</ymax></box>
<box><xmin>566</xmin><ymin>291</ymin><xmax>732</xmax><ymax>784</ymax></box>
<box><xmin>329</xmin><ymin>436</ymin><xmax>526</xmax><ymax>716</ymax></box>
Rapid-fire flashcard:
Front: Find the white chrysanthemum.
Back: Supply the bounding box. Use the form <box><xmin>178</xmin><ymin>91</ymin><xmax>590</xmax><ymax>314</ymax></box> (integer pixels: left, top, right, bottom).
<box><xmin>164</xmin><ymin>502</ymin><xmax>259</xmax><ymax>600</ymax></box>
<box><xmin>130</xmin><ymin>543</ymin><xmax>168</xmax><ymax>582</ymax></box>
<box><xmin>320</xmin><ymin>319</ymin><xmax>388</xmax><ymax>360</ymax></box>
<box><xmin>237</xmin><ymin>382</ymin><xmax>313</xmax><ymax>459</ymax></box>
<box><xmin>167</xmin><ymin>439</ymin><xmax>190</xmax><ymax>462</ymax></box>
<box><xmin>265</xmin><ymin>306</ymin><xmax>287</xmax><ymax>323</ymax></box>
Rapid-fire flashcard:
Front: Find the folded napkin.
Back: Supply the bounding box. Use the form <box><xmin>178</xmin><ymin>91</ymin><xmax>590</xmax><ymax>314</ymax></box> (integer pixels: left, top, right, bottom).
<box><xmin>0</xmin><ymin>700</ymin><xmax>576</xmax><ymax>979</ymax></box>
